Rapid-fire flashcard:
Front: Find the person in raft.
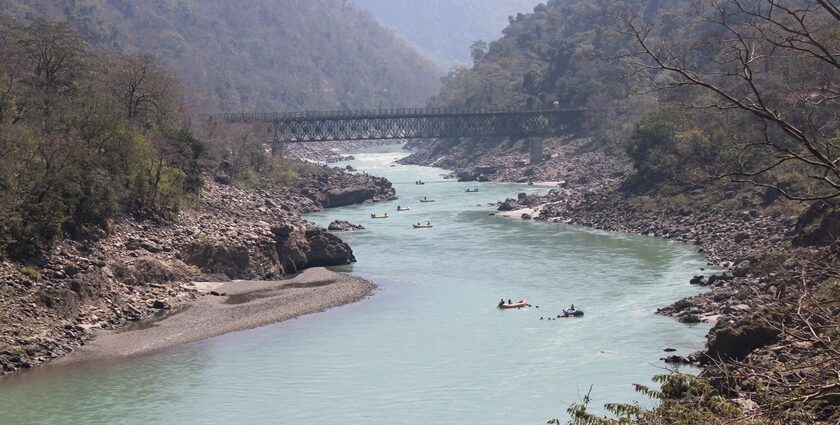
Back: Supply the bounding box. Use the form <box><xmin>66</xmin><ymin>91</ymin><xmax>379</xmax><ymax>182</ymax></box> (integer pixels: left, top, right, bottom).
<box><xmin>508</xmin><ymin>299</ymin><xmax>512</xmax><ymax>305</ymax></box>
<box><xmin>570</xmin><ymin>304</ymin><xmax>576</xmax><ymax>310</ymax></box>
<box><xmin>499</xmin><ymin>299</ymin><xmax>505</xmax><ymax>307</ymax></box>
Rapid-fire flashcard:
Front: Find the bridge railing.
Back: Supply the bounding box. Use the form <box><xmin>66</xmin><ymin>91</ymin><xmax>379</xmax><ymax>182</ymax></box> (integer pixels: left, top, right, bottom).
<box><xmin>211</xmin><ymin>106</ymin><xmax>587</xmax><ymax>123</ymax></box>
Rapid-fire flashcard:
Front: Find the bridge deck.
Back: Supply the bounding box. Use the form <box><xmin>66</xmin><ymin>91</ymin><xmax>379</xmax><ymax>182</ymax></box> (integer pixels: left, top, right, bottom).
<box><xmin>211</xmin><ymin>107</ymin><xmax>586</xmax><ymax>143</ymax></box>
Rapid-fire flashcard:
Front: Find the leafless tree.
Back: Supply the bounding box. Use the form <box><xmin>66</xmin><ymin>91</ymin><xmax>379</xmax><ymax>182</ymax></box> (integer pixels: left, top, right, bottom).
<box><xmin>101</xmin><ymin>52</ymin><xmax>180</xmax><ymax>125</ymax></box>
<box><xmin>20</xmin><ymin>19</ymin><xmax>87</xmax><ymax>94</ymax></box>
<box><xmin>612</xmin><ymin>0</ymin><xmax>840</xmax><ymax>200</ymax></box>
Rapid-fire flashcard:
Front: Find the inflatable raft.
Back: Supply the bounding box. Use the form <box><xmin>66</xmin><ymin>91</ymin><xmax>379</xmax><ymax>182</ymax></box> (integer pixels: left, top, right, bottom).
<box><xmin>562</xmin><ymin>308</ymin><xmax>584</xmax><ymax>317</ymax></box>
<box><xmin>499</xmin><ymin>300</ymin><xmax>529</xmax><ymax>309</ymax></box>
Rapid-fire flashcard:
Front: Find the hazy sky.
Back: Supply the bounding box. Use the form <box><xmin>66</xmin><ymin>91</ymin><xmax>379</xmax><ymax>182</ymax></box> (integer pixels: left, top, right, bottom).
<box><xmin>354</xmin><ymin>0</ymin><xmax>539</xmax><ymax>70</ymax></box>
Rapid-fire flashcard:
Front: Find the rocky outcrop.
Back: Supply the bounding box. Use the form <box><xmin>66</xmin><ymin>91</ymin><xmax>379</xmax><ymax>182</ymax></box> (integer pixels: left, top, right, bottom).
<box><xmin>0</xmin><ymin>165</ymin><xmax>392</xmax><ymax>374</ymax></box>
<box><xmin>182</xmin><ymin>244</ymin><xmax>252</xmax><ymax>278</ymax></box>
<box><xmin>497</xmin><ymin>198</ymin><xmax>519</xmax><ymax>211</ymax></box>
<box><xmin>284</xmin><ymin>139</ymin><xmax>400</xmax><ymax>162</ymax></box>
<box><xmin>328</xmin><ymin>220</ymin><xmax>365</xmax><ymax>231</ymax></box>
<box><xmin>299</xmin><ymin>228</ymin><xmax>356</xmax><ymax>267</ymax></box>
<box><xmin>793</xmin><ymin>199</ymin><xmax>840</xmax><ymax>246</ymax></box>
<box><xmin>301</xmin><ymin>170</ymin><xmax>396</xmax><ymax>208</ymax></box>
<box><xmin>705</xmin><ymin>316</ymin><xmax>780</xmax><ymax>361</ymax></box>
<box><xmin>325</xmin><ymin>187</ymin><xmax>380</xmax><ymax>207</ymax></box>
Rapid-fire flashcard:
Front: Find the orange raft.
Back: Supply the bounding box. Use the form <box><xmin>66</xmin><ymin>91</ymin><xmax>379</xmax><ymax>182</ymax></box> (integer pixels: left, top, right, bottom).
<box><xmin>498</xmin><ymin>300</ymin><xmax>529</xmax><ymax>309</ymax></box>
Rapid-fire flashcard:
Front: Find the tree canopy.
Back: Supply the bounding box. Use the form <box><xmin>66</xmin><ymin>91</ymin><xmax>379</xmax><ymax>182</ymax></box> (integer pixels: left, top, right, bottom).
<box><xmin>0</xmin><ymin>18</ymin><xmax>202</xmax><ymax>259</ymax></box>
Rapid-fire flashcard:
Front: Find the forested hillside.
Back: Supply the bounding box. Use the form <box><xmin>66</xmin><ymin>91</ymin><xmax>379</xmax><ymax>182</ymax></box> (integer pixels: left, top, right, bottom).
<box><xmin>431</xmin><ymin>1</ymin><xmax>663</xmax><ymax>111</ymax></box>
<box><xmin>354</xmin><ymin>0</ymin><xmax>537</xmax><ymax>68</ymax></box>
<box><xmin>428</xmin><ymin>0</ymin><xmax>839</xmax><ymax>200</ymax></box>
<box><xmin>0</xmin><ymin>0</ymin><xmax>441</xmax><ymax>111</ymax></box>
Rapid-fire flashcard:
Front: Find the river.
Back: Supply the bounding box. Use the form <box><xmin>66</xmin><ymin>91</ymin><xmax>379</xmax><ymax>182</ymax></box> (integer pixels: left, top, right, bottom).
<box><xmin>0</xmin><ymin>145</ymin><xmax>710</xmax><ymax>424</ymax></box>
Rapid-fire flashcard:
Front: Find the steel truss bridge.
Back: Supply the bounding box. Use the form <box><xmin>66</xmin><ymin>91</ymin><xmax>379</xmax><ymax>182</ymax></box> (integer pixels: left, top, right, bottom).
<box><xmin>211</xmin><ymin>107</ymin><xmax>588</xmax><ymax>162</ymax></box>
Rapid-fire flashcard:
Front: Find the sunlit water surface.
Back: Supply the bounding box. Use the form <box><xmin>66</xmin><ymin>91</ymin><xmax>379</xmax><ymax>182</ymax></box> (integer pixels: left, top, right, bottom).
<box><xmin>0</xmin><ymin>145</ymin><xmax>710</xmax><ymax>424</ymax></box>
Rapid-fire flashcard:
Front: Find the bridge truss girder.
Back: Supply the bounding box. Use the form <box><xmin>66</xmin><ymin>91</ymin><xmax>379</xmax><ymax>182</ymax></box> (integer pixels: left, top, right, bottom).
<box><xmin>214</xmin><ymin>109</ymin><xmax>584</xmax><ymax>143</ymax></box>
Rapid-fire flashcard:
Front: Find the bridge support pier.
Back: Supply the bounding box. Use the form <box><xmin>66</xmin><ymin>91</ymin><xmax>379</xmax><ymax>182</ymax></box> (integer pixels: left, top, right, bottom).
<box><xmin>270</xmin><ymin>126</ymin><xmax>285</xmax><ymax>157</ymax></box>
<box><xmin>528</xmin><ymin>137</ymin><xmax>544</xmax><ymax>164</ymax></box>
<box><xmin>270</xmin><ymin>140</ymin><xmax>285</xmax><ymax>157</ymax></box>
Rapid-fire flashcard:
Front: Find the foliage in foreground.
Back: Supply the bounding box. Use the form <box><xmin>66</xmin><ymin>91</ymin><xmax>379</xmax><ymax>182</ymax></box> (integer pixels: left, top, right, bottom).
<box><xmin>0</xmin><ymin>16</ymin><xmax>343</xmax><ymax>261</ymax></box>
<box><xmin>558</xmin><ymin>374</ymin><xmax>743</xmax><ymax>425</ymax></box>
<box><xmin>559</xmin><ymin>254</ymin><xmax>840</xmax><ymax>424</ymax></box>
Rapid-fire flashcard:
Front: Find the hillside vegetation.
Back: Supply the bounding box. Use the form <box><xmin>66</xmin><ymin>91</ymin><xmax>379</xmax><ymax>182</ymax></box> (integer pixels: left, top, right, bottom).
<box><xmin>0</xmin><ymin>17</ymin><xmax>359</xmax><ymax>261</ymax></box>
<box><xmin>0</xmin><ymin>0</ymin><xmax>441</xmax><ymax>111</ymax></box>
<box><xmin>0</xmin><ymin>17</ymin><xmax>207</xmax><ymax>259</ymax></box>
<box><xmin>430</xmin><ymin>0</ymin><xmax>839</xmax><ymax>201</ymax></box>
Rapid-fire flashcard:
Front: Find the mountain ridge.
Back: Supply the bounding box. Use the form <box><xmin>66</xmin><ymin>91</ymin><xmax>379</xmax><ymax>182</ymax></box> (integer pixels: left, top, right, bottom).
<box><xmin>0</xmin><ymin>0</ymin><xmax>441</xmax><ymax>111</ymax></box>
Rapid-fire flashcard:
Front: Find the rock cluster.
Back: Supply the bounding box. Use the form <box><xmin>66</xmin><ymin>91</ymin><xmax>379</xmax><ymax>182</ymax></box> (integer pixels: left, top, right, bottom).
<box><xmin>285</xmin><ymin>140</ymin><xmax>401</xmax><ymax>162</ymax></box>
<box><xmin>299</xmin><ymin>168</ymin><xmax>396</xmax><ymax>208</ymax></box>
<box><xmin>328</xmin><ymin>220</ymin><xmax>365</xmax><ymax>231</ymax></box>
<box><xmin>401</xmin><ymin>136</ymin><xmax>630</xmax><ymax>187</ymax></box>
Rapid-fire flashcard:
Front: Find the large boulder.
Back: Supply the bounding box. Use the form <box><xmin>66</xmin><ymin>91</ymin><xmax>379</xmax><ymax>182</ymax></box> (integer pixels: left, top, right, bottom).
<box><xmin>270</xmin><ymin>225</ymin><xmax>356</xmax><ymax>275</ymax></box>
<box><xmin>327</xmin><ymin>220</ymin><xmax>365</xmax><ymax>231</ymax></box>
<box><xmin>308</xmin><ymin>175</ymin><xmax>395</xmax><ymax>208</ymax></box>
<box><xmin>182</xmin><ymin>244</ymin><xmax>251</xmax><ymax>279</ymax></box>
<box><xmin>301</xmin><ymin>228</ymin><xmax>356</xmax><ymax>267</ymax></box>
<box><xmin>793</xmin><ymin>200</ymin><xmax>840</xmax><ymax>246</ymax></box>
<box><xmin>456</xmin><ymin>170</ymin><xmax>478</xmax><ymax>182</ymax></box>
<box><xmin>522</xmin><ymin>194</ymin><xmax>544</xmax><ymax>207</ymax></box>
<box><xmin>324</xmin><ymin>187</ymin><xmax>377</xmax><ymax>207</ymax></box>
<box><xmin>497</xmin><ymin>198</ymin><xmax>519</xmax><ymax>211</ymax></box>
<box><xmin>705</xmin><ymin>315</ymin><xmax>779</xmax><ymax>361</ymax></box>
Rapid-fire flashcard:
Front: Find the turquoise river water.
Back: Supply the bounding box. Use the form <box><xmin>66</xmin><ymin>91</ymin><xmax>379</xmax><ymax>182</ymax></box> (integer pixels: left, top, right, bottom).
<box><xmin>0</xmin><ymin>145</ymin><xmax>710</xmax><ymax>424</ymax></box>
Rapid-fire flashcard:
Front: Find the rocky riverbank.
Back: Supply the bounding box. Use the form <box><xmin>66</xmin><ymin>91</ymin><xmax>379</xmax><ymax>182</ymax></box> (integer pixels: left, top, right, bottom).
<box><xmin>406</xmin><ymin>135</ymin><xmax>839</xmax><ymax>411</ymax></box>
<box><xmin>513</xmin><ymin>176</ymin><xmax>839</xmax><ymax>417</ymax></box>
<box><xmin>0</xmin><ymin>167</ymin><xmax>395</xmax><ymax>374</ymax></box>
<box><xmin>400</xmin><ymin>136</ymin><xmax>629</xmax><ymax>184</ymax></box>
<box><xmin>486</xmin><ymin>163</ymin><xmax>837</xmax><ymax>362</ymax></box>
<box><xmin>285</xmin><ymin>140</ymin><xmax>405</xmax><ymax>163</ymax></box>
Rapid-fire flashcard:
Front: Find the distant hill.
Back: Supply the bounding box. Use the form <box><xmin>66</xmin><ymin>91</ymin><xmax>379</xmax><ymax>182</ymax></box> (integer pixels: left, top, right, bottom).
<box><xmin>0</xmin><ymin>0</ymin><xmax>441</xmax><ymax>111</ymax></box>
<box><xmin>353</xmin><ymin>0</ymin><xmax>538</xmax><ymax>69</ymax></box>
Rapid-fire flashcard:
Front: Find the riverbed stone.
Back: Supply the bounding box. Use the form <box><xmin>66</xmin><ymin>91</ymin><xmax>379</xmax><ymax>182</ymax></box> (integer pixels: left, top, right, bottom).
<box><xmin>327</xmin><ymin>220</ymin><xmax>365</xmax><ymax>231</ymax></box>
